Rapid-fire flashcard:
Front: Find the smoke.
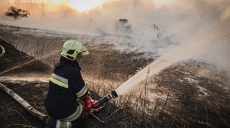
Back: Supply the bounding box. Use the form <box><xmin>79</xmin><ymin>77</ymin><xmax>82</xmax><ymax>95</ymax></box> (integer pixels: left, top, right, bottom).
<box><xmin>116</xmin><ymin>21</ymin><xmax>230</xmax><ymax>95</ymax></box>
<box><xmin>197</xmin><ymin>38</ymin><xmax>230</xmax><ymax>74</ymax></box>
<box><xmin>0</xmin><ymin>0</ymin><xmax>229</xmax><ymax>72</ymax></box>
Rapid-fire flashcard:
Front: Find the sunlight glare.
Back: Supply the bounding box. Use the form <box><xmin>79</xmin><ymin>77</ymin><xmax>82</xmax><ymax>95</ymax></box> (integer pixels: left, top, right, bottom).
<box><xmin>68</xmin><ymin>0</ymin><xmax>107</xmax><ymax>12</ymax></box>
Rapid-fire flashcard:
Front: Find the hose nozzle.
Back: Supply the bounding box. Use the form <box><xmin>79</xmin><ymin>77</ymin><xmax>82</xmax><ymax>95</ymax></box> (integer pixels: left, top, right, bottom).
<box><xmin>96</xmin><ymin>91</ymin><xmax>118</xmax><ymax>105</ymax></box>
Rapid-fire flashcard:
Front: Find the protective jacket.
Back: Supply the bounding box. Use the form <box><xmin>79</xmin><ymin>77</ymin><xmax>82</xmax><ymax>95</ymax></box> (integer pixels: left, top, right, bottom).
<box><xmin>45</xmin><ymin>56</ymin><xmax>88</xmax><ymax>121</ymax></box>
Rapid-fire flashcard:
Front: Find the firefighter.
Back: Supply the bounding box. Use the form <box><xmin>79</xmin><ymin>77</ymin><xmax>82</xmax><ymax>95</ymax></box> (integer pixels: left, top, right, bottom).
<box><xmin>45</xmin><ymin>40</ymin><xmax>90</xmax><ymax>128</ymax></box>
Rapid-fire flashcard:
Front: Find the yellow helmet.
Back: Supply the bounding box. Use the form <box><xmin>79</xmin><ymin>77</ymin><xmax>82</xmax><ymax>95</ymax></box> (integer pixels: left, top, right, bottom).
<box><xmin>61</xmin><ymin>40</ymin><xmax>89</xmax><ymax>60</ymax></box>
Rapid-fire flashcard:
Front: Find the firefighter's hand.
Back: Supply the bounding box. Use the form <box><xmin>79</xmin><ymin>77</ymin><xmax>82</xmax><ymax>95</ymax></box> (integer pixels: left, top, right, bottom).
<box><xmin>84</xmin><ymin>96</ymin><xmax>103</xmax><ymax>116</ymax></box>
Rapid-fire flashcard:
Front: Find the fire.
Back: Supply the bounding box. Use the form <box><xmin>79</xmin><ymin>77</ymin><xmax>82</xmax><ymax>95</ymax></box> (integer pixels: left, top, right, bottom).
<box><xmin>51</xmin><ymin>0</ymin><xmax>108</xmax><ymax>12</ymax></box>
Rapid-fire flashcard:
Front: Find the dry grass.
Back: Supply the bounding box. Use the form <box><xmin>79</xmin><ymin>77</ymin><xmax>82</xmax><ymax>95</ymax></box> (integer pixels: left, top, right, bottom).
<box><xmin>0</xmin><ymin>25</ymin><xmax>230</xmax><ymax>128</ymax></box>
<box><xmin>86</xmin><ymin>61</ymin><xmax>230</xmax><ymax>128</ymax></box>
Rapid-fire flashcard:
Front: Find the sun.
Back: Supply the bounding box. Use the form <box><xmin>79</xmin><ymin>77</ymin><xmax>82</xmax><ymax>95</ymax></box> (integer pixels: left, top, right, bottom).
<box><xmin>68</xmin><ymin>0</ymin><xmax>107</xmax><ymax>12</ymax></box>
<box><xmin>153</xmin><ymin>0</ymin><xmax>176</xmax><ymax>5</ymax></box>
<box><xmin>50</xmin><ymin>0</ymin><xmax>108</xmax><ymax>12</ymax></box>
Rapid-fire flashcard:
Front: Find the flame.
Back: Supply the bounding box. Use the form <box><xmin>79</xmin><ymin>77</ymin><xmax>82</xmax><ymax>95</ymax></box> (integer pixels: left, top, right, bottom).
<box><xmin>51</xmin><ymin>0</ymin><xmax>107</xmax><ymax>12</ymax></box>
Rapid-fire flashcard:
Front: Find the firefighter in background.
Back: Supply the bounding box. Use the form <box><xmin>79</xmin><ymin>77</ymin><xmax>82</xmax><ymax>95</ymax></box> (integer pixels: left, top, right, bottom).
<box><xmin>45</xmin><ymin>40</ymin><xmax>90</xmax><ymax>128</ymax></box>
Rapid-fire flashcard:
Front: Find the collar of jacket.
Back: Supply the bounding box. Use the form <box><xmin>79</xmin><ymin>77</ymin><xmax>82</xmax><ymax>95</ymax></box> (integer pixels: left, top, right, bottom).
<box><xmin>60</xmin><ymin>56</ymin><xmax>81</xmax><ymax>70</ymax></box>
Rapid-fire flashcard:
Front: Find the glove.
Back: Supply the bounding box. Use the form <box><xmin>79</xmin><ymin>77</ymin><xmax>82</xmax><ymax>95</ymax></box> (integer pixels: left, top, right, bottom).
<box><xmin>84</xmin><ymin>96</ymin><xmax>103</xmax><ymax>116</ymax></box>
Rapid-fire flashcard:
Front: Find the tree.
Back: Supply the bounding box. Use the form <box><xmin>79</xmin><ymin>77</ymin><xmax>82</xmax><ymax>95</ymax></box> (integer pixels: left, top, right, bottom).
<box><xmin>5</xmin><ymin>6</ymin><xmax>30</xmax><ymax>19</ymax></box>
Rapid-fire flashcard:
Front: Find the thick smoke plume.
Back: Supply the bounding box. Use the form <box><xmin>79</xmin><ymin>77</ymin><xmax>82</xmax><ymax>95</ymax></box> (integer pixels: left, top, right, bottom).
<box><xmin>0</xmin><ymin>0</ymin><xmax>229</xmax><ymax>73</ymax></box>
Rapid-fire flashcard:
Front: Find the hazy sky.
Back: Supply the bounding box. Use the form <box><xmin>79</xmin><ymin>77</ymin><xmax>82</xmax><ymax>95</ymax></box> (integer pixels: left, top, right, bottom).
<box><xmin>0</xmin><ymin>0</ymin><xmax>176</xmax><ymax>12</ymax></box>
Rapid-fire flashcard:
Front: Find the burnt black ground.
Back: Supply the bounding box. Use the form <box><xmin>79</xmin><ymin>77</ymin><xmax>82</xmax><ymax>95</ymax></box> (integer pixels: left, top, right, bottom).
<box><xmin>0</xmin><ymin>82</ymin><xmax>47</xmax><ymax>128</ymax></box>
<box><xmin>0</xmin><ymin>82</ymin><xmax>124</xmax><ymax>128</ymax></box>
<box><xmin>0</xmin><ymin>38</ymin><xmax>50</xmax><ymax>76</ymax></box>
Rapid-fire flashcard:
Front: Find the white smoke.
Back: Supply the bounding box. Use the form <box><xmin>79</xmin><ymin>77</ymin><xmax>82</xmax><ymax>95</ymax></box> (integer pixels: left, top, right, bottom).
<box><xmin>0</xmin><ymin>0</ymin><xmax>229</xmax><ymax>72</ymax></box>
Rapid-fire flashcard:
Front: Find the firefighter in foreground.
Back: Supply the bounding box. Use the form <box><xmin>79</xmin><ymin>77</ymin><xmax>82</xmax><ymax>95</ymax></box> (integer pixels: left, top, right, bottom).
<box><xmin>45</xmin><ymin>40</ymin><xmax>92</xmax><ymax>128</ymax></box>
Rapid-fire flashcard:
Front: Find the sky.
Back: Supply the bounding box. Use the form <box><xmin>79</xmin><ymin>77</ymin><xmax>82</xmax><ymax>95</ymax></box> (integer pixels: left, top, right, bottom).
<box><xmin>1</xmin><ymin>0</ymin><xmax>176</xmax><ymax>12</ymax></box>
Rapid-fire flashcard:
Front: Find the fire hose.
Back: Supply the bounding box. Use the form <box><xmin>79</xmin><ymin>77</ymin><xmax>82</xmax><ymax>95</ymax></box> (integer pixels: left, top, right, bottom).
<box><xmin>0</xmin><ymin>83</ymin><xmax>47</xmax><ymax>121</ymax></box>
<box><xmin>0</xmin><ymin>45</ymin><xmax>5</xmax><ymax>58</ymax></box>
